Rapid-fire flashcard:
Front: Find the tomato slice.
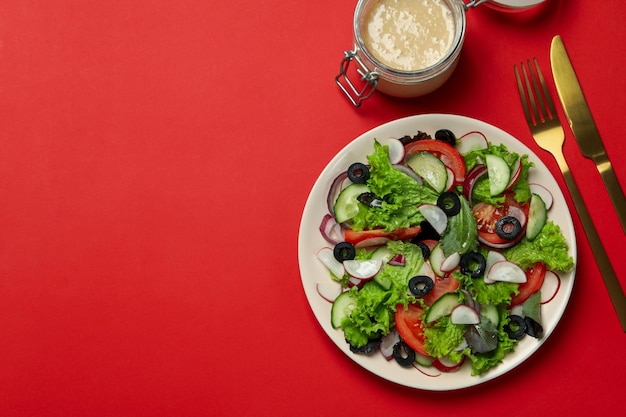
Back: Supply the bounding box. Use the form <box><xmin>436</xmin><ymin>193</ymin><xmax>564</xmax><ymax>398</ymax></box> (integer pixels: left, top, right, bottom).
<box><xmin>421</xmin><ymin>273</ymin><xmax>460</xmax><ymax>306</ymax></box>
<box><xmin>404</xmin><ymin>139</ymin><xmax>466</xmax><ymax>184</ymax></box>
<box><xmin>395</xmin><ymin>302</ymin><xmax>428</xmax><ymax>355</ymax></box>
<box><xmin>511</xmin><ymin>262</ymin><xmax>546</xmax><ymax>305</ymax></box>
<box><xmin>344</xmin><ymin>227</ymin><xmax>421</xmax><ymax>248</ymax></box>
<box><xmin>473</xmin><ymin>193</ymin><xmax>530</xmax><ymax>245</ymax></box>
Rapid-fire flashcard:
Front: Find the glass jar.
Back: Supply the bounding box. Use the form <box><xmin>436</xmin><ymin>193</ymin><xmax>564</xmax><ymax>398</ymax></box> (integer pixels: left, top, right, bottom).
<box><xmin>336</xmin><ymin>0</ymin><xmax>482</xmax><ymax>106</ymax></box>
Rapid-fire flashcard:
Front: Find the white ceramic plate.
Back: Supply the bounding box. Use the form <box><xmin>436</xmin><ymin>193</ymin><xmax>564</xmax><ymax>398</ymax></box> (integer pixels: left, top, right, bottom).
<box><xmin>298</xmin><ymin>114</ymin><xmax>576</xmax><ymax>391</ymax></box>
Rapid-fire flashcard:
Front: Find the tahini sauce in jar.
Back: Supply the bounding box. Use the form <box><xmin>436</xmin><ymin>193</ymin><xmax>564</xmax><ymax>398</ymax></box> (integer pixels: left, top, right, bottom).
<box><xmin>362</xmin><ymin>0</ymin><xmax>455</xmax><ymax>72</ymax></box>
<box><xmin>337</xmin><ymin>0</ymin><xmax>466</xmax><ymax>104</ymax></box>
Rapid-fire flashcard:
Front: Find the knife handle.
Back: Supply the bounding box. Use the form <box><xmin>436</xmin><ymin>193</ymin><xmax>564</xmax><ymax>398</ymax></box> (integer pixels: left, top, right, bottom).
<box><xmin>593</xmin><ymin>154</ymin><xmax>626</xmax><ymax>234</ymax></box>
<box><xmin>554</xmin><ymin>151</ymin><xmax>626</xmax><ymax>331</ymax></box>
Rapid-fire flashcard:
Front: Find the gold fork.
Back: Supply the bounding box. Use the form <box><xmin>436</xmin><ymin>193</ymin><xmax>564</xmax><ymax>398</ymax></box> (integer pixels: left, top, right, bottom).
<box><xmin>514</xmin><ymin>58</ymin><xmax>626</xmax><ymax>332</ymax></box>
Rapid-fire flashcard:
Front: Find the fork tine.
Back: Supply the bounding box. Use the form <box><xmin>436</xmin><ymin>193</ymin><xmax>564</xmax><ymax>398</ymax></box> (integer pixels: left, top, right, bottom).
<box><xmin>527</xmin><ymin>59</ymin><xmax>549</xmax><ymax>121</ymax></box>
<box><xmin>521</xmin><ymin>61</ymin><xmax>541</xmax><ymax>125</ymax></box>
<box><xmin>532</xmin><ymin>57</ymin><xmax>558</xmax><ymax>120</ymax></box>
<box><xmin>514</xmin><ymin>64</ymin><xmax>534</xmax><ymax>127</ymax></box>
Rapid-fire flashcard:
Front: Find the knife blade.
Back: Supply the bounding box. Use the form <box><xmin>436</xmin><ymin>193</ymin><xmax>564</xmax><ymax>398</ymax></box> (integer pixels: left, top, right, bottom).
<box><xmin>550</xmin><ymin>35</ymin><xmax>626</xmax><ymax>233</ymax></box>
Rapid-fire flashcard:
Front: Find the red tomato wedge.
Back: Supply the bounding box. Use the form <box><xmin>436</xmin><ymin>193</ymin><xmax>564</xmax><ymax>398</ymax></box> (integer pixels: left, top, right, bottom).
<box><xmin>473</xmin><ymin>193</ymin><xmax>530</xmax><ymax>246</ymax></box>
<box><xmin>511</xmin><ymin>262</ymin><xmax>547</xmax><ymax>306</ymax></box>
<box><xmin>395</xmin><ymin>302</ymin><xmax>428</xmax><ymax>355</ymax></box>
<box><xmin>344</xmin><ymin>227</ymin><xmax>421</xmax><ymax>248</ymax></box>
<box><xmin>404</xmin><ymin>140</ymin><xmax>466</xmax><ymax>184</ymax></box>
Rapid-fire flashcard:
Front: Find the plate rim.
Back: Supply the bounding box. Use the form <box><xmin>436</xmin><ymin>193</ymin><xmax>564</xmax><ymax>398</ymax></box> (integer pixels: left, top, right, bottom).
<box><xmin>298</xmin><ymin>113</ymin><xmax>577</xmax><ymax>391</ymax></box>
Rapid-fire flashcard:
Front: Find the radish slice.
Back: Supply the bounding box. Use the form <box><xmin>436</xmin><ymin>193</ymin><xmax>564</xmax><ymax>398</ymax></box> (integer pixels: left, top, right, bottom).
<box><xmin>487</xmin><ymin>260</ymin><xmax>527</xmax><ymax>283</ymax></box>
<box><xmin>319</xmin><ymin>214</ymin><xmax>345</xmax><ymax>245</ymax></box>
<box><xmin>416</xmin><ymin>261</ymin><xmax>436</xmax><ymax>280</ymax></box>
<box><xmin>445</xmin><ymin>167</ymin><xmax>455</xmax><ymax>192</ymax></box>
<box><xmin>343</xmin><ymin>259</ymin><xmax>383</xmax><ymax>279</ymax></box>
<box><xmin>484</xmin><ymin>250</ymin><xmax>506</xmax><ymax>284</ymax></box>
<box><xmin>505</xmin><ymin>157</ymin><xmax>523</xmax><ymax>191</ymax></box>
<box><xmin>450</xmin><ymin>304</ymin><xmax>480</xmax><ymax>324</ymax></box>
<box><xmin>540</xmin><ymin>270</ymin><xmax>561</xmax><ymax>304</ymax></box>
<box><xmin>347</xmin><ymin>276</ymin><xmax>364</xmax><ymax>288</ymax></box>
<box><xmin>440</xmin><ymin>251</ymin><xmax>461</xmax><ymax>273</ymax></box>
<box><xmin>353</xmin><ymin>236</ymin><xmax>391</xmax><ymax>248</ymax></box>
<box><xmin>418</xmin><ymin>204</ymin><xmax>448</xmax><ymax>235</ymax></box>
<box><xmin>462</xmin><ymin>164</ymin><xmax>488</xmax><ymax>205</ymax></box>
<box><xmin>316</xmin><ymin>247</ymin><xmax>345</xmax><ymax>278</ymax></box>
<box><xmin>378</xmin><ymin>137</ymin><xmax>405</xmax><ymax>164</ymax></box>
<box><xmin>432</xmin><ymin>356</ymin><xmax>465</xmax><ymax>373</ymax></box>
<box><xmin>380</xmin><ymin>328</ymin><xmax>400</xmax><ymax>360</ymax></box>
<box><xmin>456</xmin><ymin>131</ymin><xmax>489</xmax><ymax>154</ymax></box>
<box><xmin>316</xmin><ymin>281</ymin><xmax>342</xmax><ymax>303</ymax></box>
<box><xmin>529</xmin><ymin>183</ymin><xmax>554</xmax><ymax>210</ymax></box>
<box><xmin>507</xmin><ymin>205</ymin><xmax>528</xmax><ymax>228</ymax></box>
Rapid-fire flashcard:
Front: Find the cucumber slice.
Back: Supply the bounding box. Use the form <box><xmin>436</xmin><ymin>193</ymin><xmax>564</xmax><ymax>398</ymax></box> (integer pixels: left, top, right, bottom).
<box><xmin>428</xmin><ymin>243</ymin><xmax>448</xmax><ymax>277</ymax></box>
<box><xmin>370</xmin><ymin>246</ymin><xmax>394</xmax><ymax>263</ymax></box>
<box><xmin>425</xmin><ymin>292</ymin><xmax>460</xmax><ymax>324</ymax></box>
<box><xmin>370</xmin><ymin>246</ymin><xmax>394</xmax><ymax>290</ymax></box>
<box><xmin>406</xmin><ymin>152</ymin><xmax>448</xmax><ymax>193</ymax></box>
<box><xmin>414</xmin><ymin>352</ymin><xmax>435</xmax><ymax>367</ymax></box>
<box><xmin>480</xmin><ymin>304</ymin><xmax>500</xmax><ymax>326</ymax></box>
<box><xmin>333</xmin><ymin>183</ymin><xmax>370</xmax><ymax>223</ymax></box>
<box><xmin>485</xmin><ymin>154</ymin><xmax>511</xmax><ymax>196</ymax></box>
<box><xmin>331</xmin><ymin>291</ymin><xmax>357</xmax><ymax>329</ymax></box>
<box><xmin>526</xmin><ymin>193</ymin><xmax>547</xmax><ymax>241</ymax></box>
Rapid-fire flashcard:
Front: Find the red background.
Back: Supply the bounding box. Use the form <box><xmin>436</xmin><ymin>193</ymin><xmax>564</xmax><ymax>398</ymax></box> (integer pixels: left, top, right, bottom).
<box><xmin>0</xmin><ymin>0</ymin><xmax>624</xmax><ymax>415</ymax></box>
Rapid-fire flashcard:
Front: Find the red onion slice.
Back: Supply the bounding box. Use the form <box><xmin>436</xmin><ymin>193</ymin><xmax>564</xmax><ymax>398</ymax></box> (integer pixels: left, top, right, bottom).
<box><xmin>380</xmin><ymin>328</ymin><xmax>400</xmax><ymax>360</ymax></box>
<box><xmin>319</xmin><ymin>214</ymin><xmax>345</xmax><ymax>245</ymax></box>
<box><xmin>392</xmin><ymin>164</ymin><xmax>423</xmax><ymax>185</ymax></box>
<box><xmin>462</xmin><ymin>164</ymin><xmax>488</xmax><ymax>205</ymax></box>
<box><xmin>326</xmin><ymin>171</ymin><xmax>348</xmax><ymax>217</ymax></box>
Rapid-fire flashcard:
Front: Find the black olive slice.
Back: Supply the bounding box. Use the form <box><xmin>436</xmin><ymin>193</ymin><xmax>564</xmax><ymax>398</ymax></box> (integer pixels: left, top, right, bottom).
<box><xmin>460</xmin><ymin>251</ymin><xmax>487</xmax><ymax>278</ymax></box>
<box><xmin>504</xmin><ymin>315</ymin><xmax>527</xmax><ymax>340</ymax></box>
<box><xmin>412</xmin><ymin>220</ymin><xmax>441</xmax><ymax>242</ymax></box>
<box><xmin>437</xmin><ymin>192</ymin><xmax>462</xmax><ymax>217</ymax></box>
<box><xmin>434</xmin><ymin>129</ymin><xmax>457</xmax><ymax>146</ymax></box>
<box><xmin>408</xmin><ymin>275</ymin><xmax>434</xmax><ymax>297</ymax></box>
<box><xmin>357</xmin><ymin>192</ymin><xmax>383</xmax><ymax>208</ymax></box>
<box><xmin>333</xmin><ymin>242</ymin><xmax>356</xmax><ymax>262</ymax></box>
<box><xmin>349</xmin><ymin>338</ymin><xmax>381</xmax><ymax>355</ymax></box>
<box><xmin>524</xmin><ymin>317</ymin><xmax>544</xmax><ymax>339</ymax></box>
<box><xmin>392</xmin><ymin>341</ymin><xmax>416</xmax><ymax>367</ymax></box>
<box><xmin>347</xmin><ymin>162</ymin><xmax>370</xmax><ymax>184</ymax></box>
<box><xmin>414</xmin><ymin>241</ymin><xmax>431</xmax><ymax>260</ymax></box>
<box><xmin>495</xmin><ymin>216</ymin><xmax>522</xmax><ymax>240</ymax></box>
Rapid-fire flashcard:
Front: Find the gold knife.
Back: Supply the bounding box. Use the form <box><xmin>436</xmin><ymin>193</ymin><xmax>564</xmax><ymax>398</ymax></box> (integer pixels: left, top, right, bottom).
<box><xmin>550</xmin><ymin>35</ymin><xmax>626</xmax><ymax>234</ymax></box>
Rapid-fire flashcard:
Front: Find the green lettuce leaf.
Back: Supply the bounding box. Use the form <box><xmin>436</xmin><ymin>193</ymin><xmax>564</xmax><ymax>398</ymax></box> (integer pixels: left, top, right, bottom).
<box><xmin>503</xmin><ymin>221</ymin><xmax>574</xmax><ymax>271</ymax></box>
<box><xmin>459</xmin><ymin>271</ymin><xmax>518</xmax><ymax>307</ymax></box>
<box><xmin>340</xmin><ymin>240</ymin><xmax>424</xmax><ymax>348</ymax></box>
<box><xmin>351</xmin><ymin>141</ymin><xmax>438</xmax><ymax>231</ymax></box>
<box><xmin>424</xmin><ymin>315</ymin><xmax>465</xmax><ymax>358</ymax></box>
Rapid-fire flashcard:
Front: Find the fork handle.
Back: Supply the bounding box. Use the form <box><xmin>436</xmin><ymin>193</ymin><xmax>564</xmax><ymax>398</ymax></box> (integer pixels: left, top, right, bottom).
<box><xmin>592</xmin><ymin>153</ymin><xmax>626</xmax><ymax>234</ymax></box>
<box><xmin>554</xmin><ymin>152</ymin><xmax>626</xmax><ymax>331</ymax></box>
